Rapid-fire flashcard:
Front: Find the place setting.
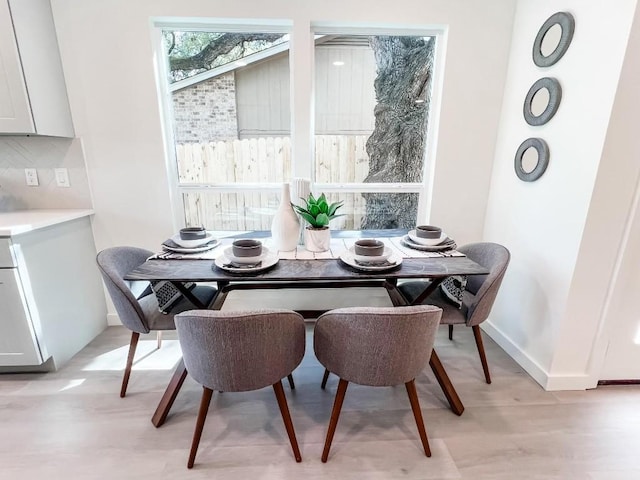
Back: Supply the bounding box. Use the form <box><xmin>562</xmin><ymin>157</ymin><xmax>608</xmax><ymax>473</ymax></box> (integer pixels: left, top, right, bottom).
<box><xmin>153</xmin><ymin>226</ymin><xmax>220</xmax><ymax>259</ymax></box>
<box><xmin>401</xmin><ymin>225</ymin><xmax>458</xmax><ymax>255</ymax></box>
<box><xmin>214</xmin><ymin>239</ymin><xmax>279</xmax><ymax>273</ymax></box>
<box><xmin>339</xmin><ymin>239</ymin><xmax>403</xmax><ymax>271</ymax></box>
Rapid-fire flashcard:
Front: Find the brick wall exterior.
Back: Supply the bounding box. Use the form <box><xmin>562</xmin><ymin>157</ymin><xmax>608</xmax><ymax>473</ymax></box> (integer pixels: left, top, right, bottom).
<box><xmin>171</xmin><ymin>72</ymin><xmax>238</xmax><ymax>144</ymax></box>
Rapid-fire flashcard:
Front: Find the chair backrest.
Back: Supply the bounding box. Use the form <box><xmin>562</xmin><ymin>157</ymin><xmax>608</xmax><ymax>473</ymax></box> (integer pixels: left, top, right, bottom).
<box><xmin>174</xmin><ymin>309</ymin><xmax>306</xmax><ymax>392</ymax></box>
<box><xmin>96</xmin><ymin>246</ymin><xmax>154</xmax><ymax>334</ymax></box>
<box><xmin>313</xmin><ymin>305</ymin><xmax>442</xmax><ymax>387</ymax></box>
<box><xmin>458</xmin><ymin>243</ymin><xmax>510</xmax><ymax>326</ymax></box>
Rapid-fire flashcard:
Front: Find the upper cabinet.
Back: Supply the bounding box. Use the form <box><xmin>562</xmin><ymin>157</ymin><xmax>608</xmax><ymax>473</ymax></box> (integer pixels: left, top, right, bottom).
<box><xmin>0</xmin><ymin>0</ymin><xmax>74</xmax><ymax>137</ymax></box>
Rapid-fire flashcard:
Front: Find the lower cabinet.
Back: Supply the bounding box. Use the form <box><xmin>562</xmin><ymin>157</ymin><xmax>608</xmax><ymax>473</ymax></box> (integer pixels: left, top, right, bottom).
<box><xmin>0</xmin><ymin>216</ymin><xmax>107</xmax><ymax>371</ymax></box>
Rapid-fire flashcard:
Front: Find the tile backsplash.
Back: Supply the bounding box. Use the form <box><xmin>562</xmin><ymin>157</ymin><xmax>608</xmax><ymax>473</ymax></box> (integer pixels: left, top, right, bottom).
<box><xmin>0</xmin><ymin>136</ymin><xmax>93</xmax><ymax>212</ymax></box>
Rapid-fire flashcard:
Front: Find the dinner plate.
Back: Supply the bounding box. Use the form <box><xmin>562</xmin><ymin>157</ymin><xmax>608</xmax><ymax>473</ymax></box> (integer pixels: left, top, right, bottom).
<box><xmin>170</xmin><ymin>232</ymin><xmax>216</xmax><ymax>248</ymax></box>
<box><xmin>223</xmin><ymin>246</ymin><xmax>270</xmax><ymax>265</ymax></box>
<box><xmin>339</xmin><ymin>250</ymin><xmax>402</xmax><ymax>271</ymax></box>
<box><xmin>401</xmin><ymin>235</ymin><xmax>456</xmax><ymax>252</ymax></box>
<box><xmin>350</xmin><ymin>245</ymin><xmax>392</xmax><ymax>263</ymax></box>
<box><xmin>408</xmin><ymin>230</ymin><xmax>449</xmax><ymax>246</ymax></box>
<box><xmin>214</xmin><ymin>250</ymin><xmax>279</xmax><ymax>273</ymax></box>
<box><xmin>162</xmin><ymin>239</ymin><xmax>220</xmax><ymax>253</ymax></box>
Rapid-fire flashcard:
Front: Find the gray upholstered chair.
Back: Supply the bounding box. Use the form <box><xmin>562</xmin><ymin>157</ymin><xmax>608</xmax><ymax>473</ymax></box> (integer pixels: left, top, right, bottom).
<box><xmin>398</xmin><ymin>242</ymin><xmax>510</xmax><ymax>384</ymax></box>
<box><xmin>96</xmin><ymin>246</ymin><xmax>217</xmax><ymax>397</ymax></box>
<box><xmin>174</xmin><ymin>309</ymin><xmax>306</xmax><ymax>468</ymax></box>
<box><xmin>314</xmin><ymin>305</ymin><xmax>443</xmax><ymax>462</ymax></box>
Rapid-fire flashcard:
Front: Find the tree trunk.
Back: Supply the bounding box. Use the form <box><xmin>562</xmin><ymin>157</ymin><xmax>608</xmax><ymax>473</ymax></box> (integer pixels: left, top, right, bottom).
<box><xmin>361</xmin><ymin>36</ymin><xmax>434</xmax><ymax>229</ymax></box>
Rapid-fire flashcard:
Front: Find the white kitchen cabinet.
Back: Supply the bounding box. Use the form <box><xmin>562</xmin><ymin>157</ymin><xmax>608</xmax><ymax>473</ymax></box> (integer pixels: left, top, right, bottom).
<box><xmin>0</xmin><ymin>213</ymin><xmax>106</xmax><ymax>371</ymax></box>
<box><xmin>0</xmin><ymin>0</ymin><xmax>74</xmax><ymax>137</ymax></box>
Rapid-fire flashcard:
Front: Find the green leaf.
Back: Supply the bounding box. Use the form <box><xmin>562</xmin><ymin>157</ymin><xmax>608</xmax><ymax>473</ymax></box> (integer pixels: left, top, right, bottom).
<box><xmin>315</xmin><ymin>213</ymin><xmax>329</xmax><ymax>227</ymax></box>
<box><xmin>299</xmin><ymin>212</ymin><xmax>316</xmax><ymax>225</ymax></box>
<box><xmin>328</xmin><ymin>201</ymin><xmax>344</xmax><ymax>216</ymax></box>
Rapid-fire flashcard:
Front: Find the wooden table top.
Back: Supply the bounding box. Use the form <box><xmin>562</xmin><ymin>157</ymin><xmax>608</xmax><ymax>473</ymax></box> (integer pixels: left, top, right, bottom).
<box><xmin>126</xmin><ymin>255</ymin><xmax>488</xmax><ymax>283</ymax></box>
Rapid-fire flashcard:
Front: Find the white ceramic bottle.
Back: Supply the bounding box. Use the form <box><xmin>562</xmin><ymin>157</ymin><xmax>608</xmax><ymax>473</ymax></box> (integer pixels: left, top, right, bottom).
<box><xmin>271</xmin><ymin>183</ymin><xmax>300</xmax><ymax>252</ymax></box>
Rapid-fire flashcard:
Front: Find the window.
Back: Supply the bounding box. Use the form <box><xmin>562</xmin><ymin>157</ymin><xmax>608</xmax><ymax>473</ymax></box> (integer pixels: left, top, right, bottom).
<box><xmin>157</xmin><ymin>24</ymin><xmax>437</xmax><ymax>231</ymax></box>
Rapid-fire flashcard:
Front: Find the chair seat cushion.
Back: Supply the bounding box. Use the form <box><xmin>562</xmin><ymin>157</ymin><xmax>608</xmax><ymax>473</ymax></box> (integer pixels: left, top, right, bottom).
<box><xmin>397</xmin><ymin>282</ymin><xmax>469</xmax><ymax>325</ymax></box>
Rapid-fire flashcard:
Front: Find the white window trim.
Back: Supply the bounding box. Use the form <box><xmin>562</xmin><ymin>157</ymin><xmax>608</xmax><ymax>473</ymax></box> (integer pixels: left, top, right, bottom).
<box><xmin>152</xmin><ymin>19</ymin><xmax>447</xmax><ymax>230</ymax></box>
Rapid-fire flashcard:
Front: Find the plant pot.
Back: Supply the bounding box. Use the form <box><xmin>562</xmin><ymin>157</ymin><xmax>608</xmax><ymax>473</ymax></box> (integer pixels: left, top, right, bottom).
<box><xmin>304</xmin><ymin>226</ymin><xmax>330</xmax><ymax>252</ymax></box>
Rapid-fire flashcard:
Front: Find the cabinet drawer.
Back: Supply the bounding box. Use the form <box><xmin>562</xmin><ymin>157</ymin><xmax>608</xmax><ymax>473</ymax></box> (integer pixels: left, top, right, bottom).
<box><xmin>0</xmin><ymin>238</ymin><xmax>16</xmax><ymax>267</ymax></box>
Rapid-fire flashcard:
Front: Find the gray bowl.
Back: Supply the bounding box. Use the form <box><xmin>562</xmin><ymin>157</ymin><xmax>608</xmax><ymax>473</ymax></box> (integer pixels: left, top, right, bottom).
<box><xmin>232</xmin><ymin>239</ymin><xmax>262</xmax><ymax>258</ymax></box>
<box><xmin>415</xmin><ymin>225</ymin><xmax>442</xmax><ymax>239</ymax></box>
<box><xmin>354</xmin><ymin>239</ymin><xmax>385</xmax><ymax>257</ymax></box>
<box><xmin>180</xmin><ymin>227</ymin><xmax>207</xmax><ymax>240</ymax></box>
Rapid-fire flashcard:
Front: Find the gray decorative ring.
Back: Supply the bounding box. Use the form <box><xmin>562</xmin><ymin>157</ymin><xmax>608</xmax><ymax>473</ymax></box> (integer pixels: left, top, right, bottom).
<box><xmin>523</xmin><ymin>77</ymin><xmax>562</xmax><ymax>126</ymax></box>
<box><xmin>533</xmin><ymin>12</ymin><xmax>575</xmax><ymax>67</ymax></box>
<box><xmin>514</xmin><ymin>138</ymin><xmax>549</xmax><ymax>182</ymax></box>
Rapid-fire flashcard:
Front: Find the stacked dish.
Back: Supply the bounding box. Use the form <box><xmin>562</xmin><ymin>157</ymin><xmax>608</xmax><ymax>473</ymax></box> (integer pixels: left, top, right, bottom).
<box><xmin>339</xmin><ymin>244</ymin><xmax>402</xmax><ymax>271</ymax></box>
<box><xmin>402</xmin><ymin>230</ymin><xmax>456</xmax><ymax>252</ymax></box>
<box><xmin>215</xmin><ymin>245</ymin><xmax>279</xmax><ymax>273</ymax></box>
<box><xmin>162</xmin><ymin>231</ymin><xmax>219</xmax><ymax>253</ymax></box>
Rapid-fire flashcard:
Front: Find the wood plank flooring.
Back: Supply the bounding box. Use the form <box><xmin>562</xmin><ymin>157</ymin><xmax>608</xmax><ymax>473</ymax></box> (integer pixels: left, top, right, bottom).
<box><xmin>1</xmin><ymin>322</ymin><xmax>639</xmax><ymax>479</ymax></box>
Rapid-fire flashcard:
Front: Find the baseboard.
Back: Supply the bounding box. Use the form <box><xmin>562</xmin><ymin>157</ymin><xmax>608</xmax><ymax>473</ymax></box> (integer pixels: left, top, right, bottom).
<box><xmin>481</xmin><ymin>320</ymin><xmax>594</xmax><ymax>391</ymax></box>
<box><xmin>107</xmin><ymin>313</ymin><xmax>122</xmax><ymax>326</ymax></box>
<box><xmin>481</xmin><ymin>320</ymin><xmax>550</xmax><ymax>388</ymax></box>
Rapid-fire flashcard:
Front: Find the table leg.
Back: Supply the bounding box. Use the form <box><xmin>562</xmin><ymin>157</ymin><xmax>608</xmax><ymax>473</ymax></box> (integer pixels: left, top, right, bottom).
<box><xmin>151</xmin><ymin>360</ymin><xmax>188</xmax><ymax>428</ymax></box>
<box><xmin>429</xmin><ymin>350</ymin><xmax>464</xmax><ymax>416</ymax></box>
<box><xmin>152</xmin><ymin>281</ymin><xmax>230</xmax><ymax>427</ymax></box>
<box><xmin>385</xmin><ymin>280</ymin><xmax>464</xmax><ymax>416</ymax></box>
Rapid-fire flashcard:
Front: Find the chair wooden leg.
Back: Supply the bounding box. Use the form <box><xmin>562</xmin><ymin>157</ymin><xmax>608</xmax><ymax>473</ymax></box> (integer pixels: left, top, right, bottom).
<box><xmin>120</xmin><ymin>331</ymin><xmax>139</xmax><ymax>398</ymax></box>
<box><xmin>156</xmin><ymin>331</ymin><xmax>163</xmax><ymax>349</ymax></box>
<box><xmin>321</xmin><ymin>378</ymin><xmax>349</xmax><ymax>463</ymax></box>
<box><xmin>188</xmin><ymin>387</ymin><xmax>213</xmax><ymax>469</ymax></box>
<box><xmin>287</xmin><ymin>373</ymin><xmax>296</xmax><ymax>390</ymax></box>
<box><xmin>321</xmin><ymin>368</ymin><xmax>330</xmax><ymax>389</ymax></box>
<box><xmin>448</xmin><ymin>325</ymin><xmax>453</xmax><ymax>340</ymax></box>
<box><xmin>405</xmin><ymin>379</ymin><xmax>431</xmax><ymax>457</ymax></box>
<box><xmin>273</xmin><ymin>380</ymin><xmax>302</xmax><ymax>462</ymax></box>
<box><xmin>472</xmin><ymin>325</ymin><xmax>492</xmax><ymax>384</ymax></box>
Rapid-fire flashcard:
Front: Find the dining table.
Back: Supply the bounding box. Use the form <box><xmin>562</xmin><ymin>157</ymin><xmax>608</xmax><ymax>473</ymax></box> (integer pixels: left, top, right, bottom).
<box><xmin>125</xmin><ymin>229</ymin><xmax>489</xmax><ymax>427</ymax></box>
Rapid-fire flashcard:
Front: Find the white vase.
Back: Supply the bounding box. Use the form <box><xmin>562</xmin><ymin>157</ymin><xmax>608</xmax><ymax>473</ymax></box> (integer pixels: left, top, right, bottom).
<box><xmin>304</xmin><ymin>226</ymin><xmax>331</xmax><ymax>252</ymax></box>
<box><xmin>271</xmin><ymin>183</ymin><xmax>300</xmax><ymax>252</ymax></box>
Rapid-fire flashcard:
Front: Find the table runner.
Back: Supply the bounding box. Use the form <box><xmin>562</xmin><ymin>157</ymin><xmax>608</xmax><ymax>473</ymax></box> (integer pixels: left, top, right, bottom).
<box><xmin>150</xmin><ymin>236</ymin><xmax>465</xmax><ymax>260</ymax></box>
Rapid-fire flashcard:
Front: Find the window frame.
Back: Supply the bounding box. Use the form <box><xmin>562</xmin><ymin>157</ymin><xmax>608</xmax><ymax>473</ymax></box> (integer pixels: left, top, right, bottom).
<box><xmin>152</xmin><ymin>19</ymin><xmax>446</xmax><ymax>231</ymax></box>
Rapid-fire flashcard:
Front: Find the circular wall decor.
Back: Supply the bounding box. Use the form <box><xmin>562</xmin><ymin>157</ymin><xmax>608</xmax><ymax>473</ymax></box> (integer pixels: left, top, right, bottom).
<box><xmin>514</xmin><ymin>138</ymin><xmax>549</xmax><ymax>182</ymax></box>
<box><xmin>523</xmin><ymin>77</ymin><xmax>562</xmax><ymax>126</ymax></box>
<box><xmin>533</xmin><ymin>12</ymin><xmax>575</xmax><ymax>67</ymax></box>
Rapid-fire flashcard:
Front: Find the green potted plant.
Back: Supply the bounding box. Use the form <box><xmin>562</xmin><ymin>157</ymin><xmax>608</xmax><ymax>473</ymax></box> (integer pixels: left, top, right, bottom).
<box><xmin>293</xmin><ymin>193</ymin><xmax>344</xmax><ymax>252</ymax></box>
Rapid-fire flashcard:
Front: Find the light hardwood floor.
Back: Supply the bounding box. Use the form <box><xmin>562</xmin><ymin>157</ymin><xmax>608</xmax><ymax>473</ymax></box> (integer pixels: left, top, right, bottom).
<box><xmin>1</xmin><ymin>322</ymin><xmax>639</xmax><ymax>479</ymax></box>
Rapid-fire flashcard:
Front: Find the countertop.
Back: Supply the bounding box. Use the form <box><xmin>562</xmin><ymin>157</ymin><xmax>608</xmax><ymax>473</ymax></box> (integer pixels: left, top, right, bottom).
<box><xmin>0</xmin><ymin>209</ymin><xmax>95</xmax><ymax>236</ymax></box>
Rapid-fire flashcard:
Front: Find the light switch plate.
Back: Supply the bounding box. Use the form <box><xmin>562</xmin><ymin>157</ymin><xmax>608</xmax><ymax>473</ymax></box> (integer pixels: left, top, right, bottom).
<box><xmin>25</xmin><ymin>168</ymin><xmax>39</xmax><ymax>186</ymax></box>
<box><xmin>54</xmin><ymin>168</ymin><xmax>70</xmax><ymax>187</ymax></box>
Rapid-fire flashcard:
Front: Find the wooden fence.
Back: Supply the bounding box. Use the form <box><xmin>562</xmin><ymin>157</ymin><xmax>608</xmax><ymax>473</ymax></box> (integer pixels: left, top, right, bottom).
<box><xmin>176</xmin><ymin>135</ymin><xmax>370</xmax><ymax>230</ymax></box>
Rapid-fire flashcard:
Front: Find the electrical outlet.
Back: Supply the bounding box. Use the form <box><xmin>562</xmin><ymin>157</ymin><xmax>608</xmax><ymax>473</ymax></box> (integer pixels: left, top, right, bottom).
<box><xmin>25</xmin><ymin>168</ymin><xmax>39</xmax><ymax>186</ymax></box>
<box><xmin>54</xmin><ymin>168</ymin><xmax>70</xmax><ymax>187</ymax></box>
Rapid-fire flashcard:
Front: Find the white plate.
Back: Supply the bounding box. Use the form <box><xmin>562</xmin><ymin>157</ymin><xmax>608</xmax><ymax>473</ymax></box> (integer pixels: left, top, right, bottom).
<box><xmin>339</xmin><ymin>250</ymin><xmax>402</xmax><ymax>271</ymax></box>
<box><xmin>162</xmin><ymin>239</ymin><xmax>219</xmax><ymax>253</ymax></box>
<box><xmin>215</xmin><ymin>250</ymin><xmax>279</xmax><ymax>273</ymax></box>
<box><xmin>401</xmin><ymin>235</ymin><xmax>456</xmax><ymax>252</ymax></box>
<box><xmin>223</xmin><ymin>246</ymin><xmax>270</xmax><ymax>265</ymax></box>
<box><xmin>170</xmin><ymin>232</ymin><xmax>216</xmax><ymax>248</ymax></box>
<box><xmin>350</xmin><ymin>245</ymin><xmax>392</xmax><ymax>263</ymax></box>
<box><xmin>408</xmin><ymin>230</ymin><xmax>448</xmax><ymax>246</ymax></box>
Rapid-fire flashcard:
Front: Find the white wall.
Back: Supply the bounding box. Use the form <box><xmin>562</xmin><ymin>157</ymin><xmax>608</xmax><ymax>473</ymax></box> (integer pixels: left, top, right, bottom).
<box><xmin>49</xmin><ymin>0</ymin><xmax>515</xmax><ymax>254</ymax></box>
<box><xmin>483</xmin><ymin>0</ymin><xmax>637</xmax><ymax>388</ymax></box>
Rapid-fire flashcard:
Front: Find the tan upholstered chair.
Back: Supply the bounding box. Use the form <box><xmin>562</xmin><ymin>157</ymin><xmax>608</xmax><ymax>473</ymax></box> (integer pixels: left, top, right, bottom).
<box><xmin>96</xmin><ymin>246</ymin><xmax>217</xmax><ymax>397</ymax></box>
<box><xmin>314</xmin><ymin>305</ymin><xmax>442</xmax><ymax>462</ymax></box>
<box><xmin>398</xmin><ymin>242</ymin><xmax>510</xmax><ymax>384</ymax></box>
<box><xmin>174</xmin><ymin>309</ymin><xmax>306</xmax><ymax>468</ymax></box>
